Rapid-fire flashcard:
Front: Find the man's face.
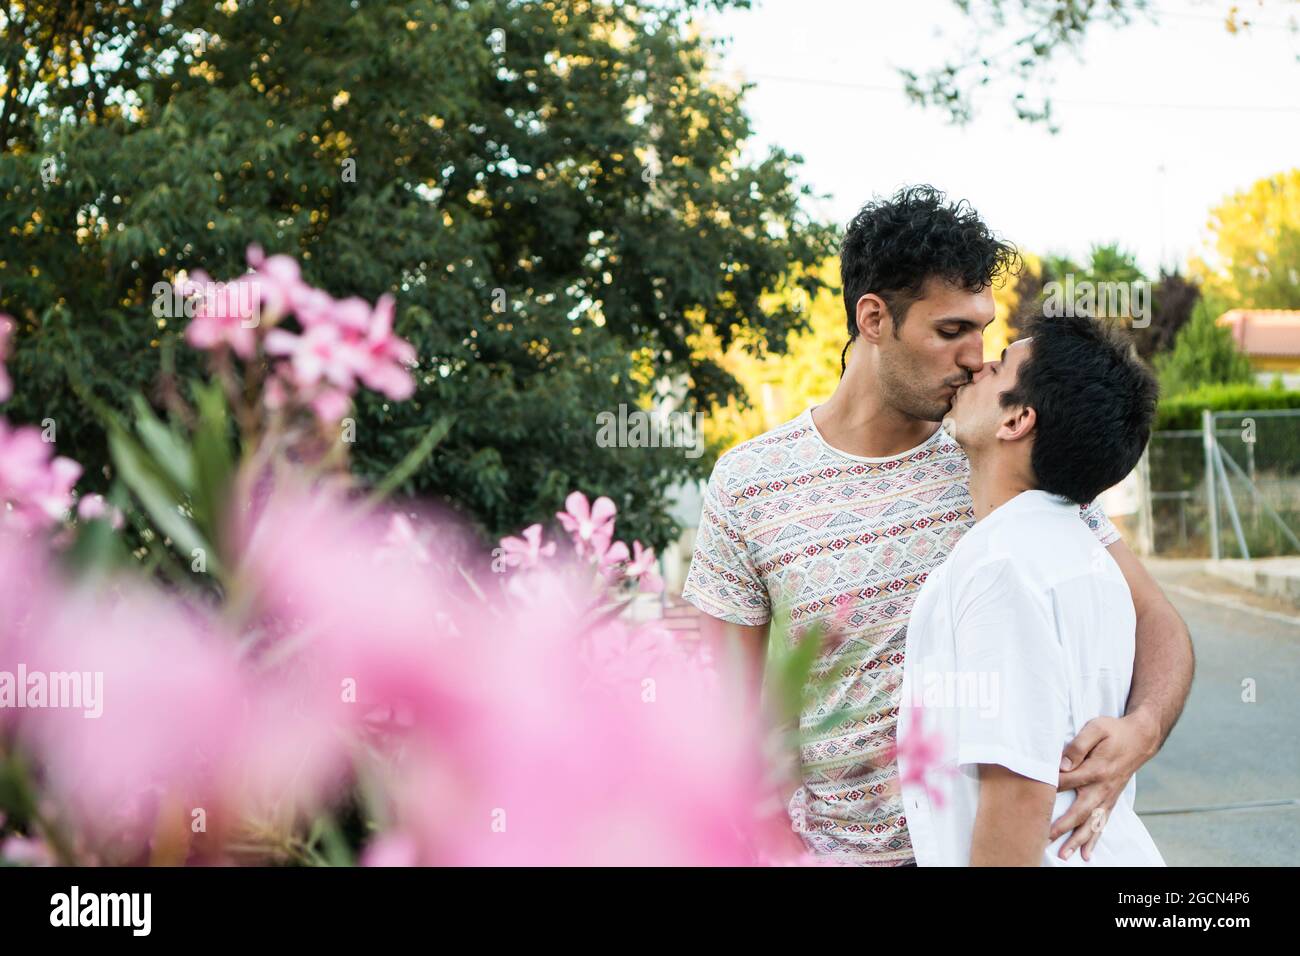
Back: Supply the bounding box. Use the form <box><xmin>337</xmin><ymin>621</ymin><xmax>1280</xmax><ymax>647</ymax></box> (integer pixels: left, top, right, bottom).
<box><xmin>876</xmin><ymin>279</ymin><xmax>994</xmax><ymax>423</ymax></box>
<box><xmin>944</xmin><ymin>336</ymin><xmax>1033</xmax><ymax>451</ymax></box>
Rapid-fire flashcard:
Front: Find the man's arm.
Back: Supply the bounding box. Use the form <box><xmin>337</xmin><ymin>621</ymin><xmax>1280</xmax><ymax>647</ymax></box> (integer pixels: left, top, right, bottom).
<box><xmin>1050</xmin><ymin>536</ymin><xmax>1196</xmax><ymax>859</ymax></box>
<box><xmin>971</xmin><ymin>764</ymin><xmax>1056</xmax><ymax>866</ymax></box>
<box><xmin>1110</xmin><ymin>537</ymin><xmax>1195</xmax><ymax>744</ymax></box>
<box><xmin>695</xmin><ymin>612</ymin><xmax>770</xmax><ymax>716</ymax></box>
<box><xmin>696</xmin><ymin>613</ymin><xmax>810</xmax><ymax>860</ymax></box>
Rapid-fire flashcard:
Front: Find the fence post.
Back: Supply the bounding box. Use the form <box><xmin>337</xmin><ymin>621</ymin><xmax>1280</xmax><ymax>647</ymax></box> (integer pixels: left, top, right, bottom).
<box><xmin>1202</xmin><ymin>408</ymin><xmax>1220</xmax><ymax>561</ymax></box>
<box><xmin>1136</xmin><ymin>446</ymin><xmax>1154</xmax><ymax>556</ymax></box>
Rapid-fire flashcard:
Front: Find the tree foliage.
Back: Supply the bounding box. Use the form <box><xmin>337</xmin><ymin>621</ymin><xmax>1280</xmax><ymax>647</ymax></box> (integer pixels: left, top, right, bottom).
<box><xmin>0</xmin><ymin>0</ymin><xmax>834</xmax><ymax>549</ymax></box>
<box><xmin>1154</xmin><ymin>299</ymin><xmax>1255</xmax><ymax>397</ymax></box>
<box><xmin>1190</xmin><ymin>168</ymin><xmax>1300</xmax><ymax>314</ymax></box>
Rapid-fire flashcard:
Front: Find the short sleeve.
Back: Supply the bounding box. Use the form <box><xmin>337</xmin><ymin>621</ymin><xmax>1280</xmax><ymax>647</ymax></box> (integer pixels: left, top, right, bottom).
<box><xmin>680</xmin><ymin>461</ymin><xmax>771</xmax><ymax>626</ymax></box>
<box><xmin>1079</xmin><ymin>499</ymin><xmax>1121</xmax><ymax>547</ymax></box>
<box><xmin>950</xmin><ymin>558</ymin><xmax>1070</xmax><ymax>786</ymax></box>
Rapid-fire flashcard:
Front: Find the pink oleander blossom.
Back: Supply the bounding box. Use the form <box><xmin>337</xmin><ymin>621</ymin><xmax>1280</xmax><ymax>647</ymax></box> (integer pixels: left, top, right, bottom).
<box><xmin>180</xmin><ymin>272</ymin><xmax>260</xmax><ymax>359</ymax></box>
<box><xmin>76</xmin><ymin>493</ymin><xmax>124</xmax><ymax>530</ymax></box>
<box><xmin>892</xmin><ymin>705</ymin><xmax>956</xmax><ymax>809</ymax></box>
<box><xmin>0</xmin><ymin>419</ymin><xmax>81</xmax><ymax>532</ymax></box>
<box><xmin>625</xmin><ymin>540</ymin><xmax>664</xmax><ymax>593</ymax></box>
<box><xmin>556</xmin><ymin>491</ymin><xmax>616</xmax><ymax>559</ymax></box>
<box><xmin>0</xmin><ymin>313</ymin><xmax>13</xmax><ymax>403</ymax></box>
<box><xmin>498</xmin><ymin>523</ymin><xmax>556</xmax><ymax>570</ymax></box>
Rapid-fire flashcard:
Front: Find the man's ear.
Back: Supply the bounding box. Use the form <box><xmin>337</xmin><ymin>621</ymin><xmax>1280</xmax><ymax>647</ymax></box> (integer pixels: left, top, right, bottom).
<box><xmin>996</xmin><ymin>404</ymin><xmax>1036</xmax><ymax>443</ymax></box>
<box><xmin>855</xmin><ymin>293</ymin><xmax>891</xmax><ymax>344</ymax></box>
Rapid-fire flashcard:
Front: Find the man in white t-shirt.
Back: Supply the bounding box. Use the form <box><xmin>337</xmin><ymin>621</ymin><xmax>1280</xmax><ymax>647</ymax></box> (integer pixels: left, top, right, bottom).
<box><xmin>898</xmin><ymin>313</ymin><xmax>1165</xmax><ymax>865</ymax></box>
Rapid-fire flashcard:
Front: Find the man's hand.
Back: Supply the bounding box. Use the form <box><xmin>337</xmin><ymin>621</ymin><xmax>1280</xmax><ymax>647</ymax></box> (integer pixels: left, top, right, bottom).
<box><xmin>1052</xmin><ymin>709</ymin><xmax>1160</xmax><ymax>860</ymax></box>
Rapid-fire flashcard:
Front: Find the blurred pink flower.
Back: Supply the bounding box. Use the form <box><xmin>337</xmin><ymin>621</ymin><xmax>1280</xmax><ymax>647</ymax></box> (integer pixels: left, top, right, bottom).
<box><xmin>892</xmin><ymin>705</ymin><xmax>955</xmax><ymax>809</ymax></box>
<box><xmin>596</xmin><ymin>539</ymin><xmax>630</xmax><ymax>580</ymax></box>
<box><xmin>310</xmin><ymin>387</ymin><xmax>352</xmax><ymax>424</ymax></box>
<box><xmin>0</xmin><ymin>313</ymin><xmax>13</xmax><ymax>402</ymax></box>
<box><xmin>245</xmin><ymin>244</ymin><xmax>305</xmax><ymax>324</ymax></box>
<box><xmin>556</xmin><ymin>491</ymin><xmax>616</xmax><ymax>559</ymax></box>
<box><xmin>625</xmin><ymin>541</ymin><xmax>664</xmax><ymax>593</ymax></box>
<box><xmin>381</xmin><ymin>513</ymin><xmax>433</xmax><ymax>565</ymax></box>
<box><xmin>76</xmin><ymin>493</ymin><xmax>124</xmax><ymax>529</ymax></box>
<box><xmin>265</xmin><ymin>323</ymin><xmax>356</xmax><ymax>392</ymax></box>
<box><xmin>182</xmin><ymin>274</ymin><xmax>260</xmax><ymax>359</ymax></box>
<box><xmin>20</xmin><ymin>583</ymin><xmax>346</xmax><ymax>863</ymax></box>
<box><xmin>0</xmin><ymin>834</ymin><xmax>54</xmax><ymax>866</ymax></box>
<box><xmin>498</xmin><ymin>523</ymin><xmax>556</xmax><ymax>570</ymax></box>
<box><xmin>0</xmin><ymin>419</ymin><xmax>81</xmax><ymax>532</ymax></box>
<box><xmin>354</xmin><ymin>295</ymin><xmax>417</xmax><ymax>400</ymax></box>
<box><xmin>361</xmin><ymin>833</ymin><xmax>419</xmax><ymax>867</ymax></box>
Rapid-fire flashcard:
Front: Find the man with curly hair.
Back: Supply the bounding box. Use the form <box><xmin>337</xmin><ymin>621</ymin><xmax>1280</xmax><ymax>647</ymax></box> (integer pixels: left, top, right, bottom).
<box><xmin>682</xmin><ymin>185</ymin><xmax>1193</xmax><ymax>866</ymax></box>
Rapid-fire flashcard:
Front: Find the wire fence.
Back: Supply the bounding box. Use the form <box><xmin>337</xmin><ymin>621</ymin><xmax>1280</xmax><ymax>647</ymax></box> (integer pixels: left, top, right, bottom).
<box><xmin>1147</xmin><ymin>409</ymin><xmax>1300</xmax><ymax>558</ymax></box>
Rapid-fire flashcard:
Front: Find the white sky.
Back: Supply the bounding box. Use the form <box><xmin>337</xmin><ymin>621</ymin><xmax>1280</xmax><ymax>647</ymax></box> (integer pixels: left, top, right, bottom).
<box><xmin>699</xmin><ymin>0</ymin><xmax>1300</xmax><ymax>274</ymax></box>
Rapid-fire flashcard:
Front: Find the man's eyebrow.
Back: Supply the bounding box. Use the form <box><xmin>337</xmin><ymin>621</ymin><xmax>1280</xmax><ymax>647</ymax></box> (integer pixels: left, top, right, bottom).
<box><xmin>999</xmin><ymin>347</ymin><xmax>1007</xmax><ymax>363</ymax></box>
<box><xmin>937</xmin><ymin>317</ymin><xmax>993</xmax><ymax>330</ymax></box>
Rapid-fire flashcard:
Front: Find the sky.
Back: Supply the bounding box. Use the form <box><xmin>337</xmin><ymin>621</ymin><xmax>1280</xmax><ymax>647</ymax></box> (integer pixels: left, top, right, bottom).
<box><xmin>699</xmin><ymin>0</ymin><xmax>1300</xmax><ymax>275</ymax></box>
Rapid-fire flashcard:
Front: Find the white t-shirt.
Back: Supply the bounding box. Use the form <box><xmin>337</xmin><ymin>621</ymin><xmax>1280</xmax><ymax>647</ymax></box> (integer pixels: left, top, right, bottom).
<box><xmin>898</xmin><ymin>489</ymin><xmax>1165</xmax><ymax>866</ymax></box>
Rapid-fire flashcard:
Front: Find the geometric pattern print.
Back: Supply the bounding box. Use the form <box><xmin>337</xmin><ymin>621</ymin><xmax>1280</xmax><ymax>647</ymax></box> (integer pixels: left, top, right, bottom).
<box><xmin>681</xmin><ymin>407</ymin><xmax>1120</xmax><ymax>866</ymax></box>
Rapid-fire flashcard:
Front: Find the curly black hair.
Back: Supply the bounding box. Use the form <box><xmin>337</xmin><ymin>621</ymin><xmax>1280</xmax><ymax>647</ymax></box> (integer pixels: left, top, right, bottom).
<box><xmin>1001</xmin><ymin>313</ymin><xmax>1159</xmax><ymax>506</ymax></box>
<box><xmin>839</xmin><ymin>185</ymin><xmax>1019</xmax><ymax>372</ymax></box>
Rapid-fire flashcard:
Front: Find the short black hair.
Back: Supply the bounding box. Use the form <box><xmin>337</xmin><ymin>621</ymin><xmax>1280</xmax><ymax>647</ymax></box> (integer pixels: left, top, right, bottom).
<box><xmin>839</xmin><ymin>185</ymin><xmax>1018</xmax><ymax>368</ymax></box>
<box><xmin>1001</xmin><ymin>314</ymin><xmax>1159</xmax><ymax>506</ymax></box>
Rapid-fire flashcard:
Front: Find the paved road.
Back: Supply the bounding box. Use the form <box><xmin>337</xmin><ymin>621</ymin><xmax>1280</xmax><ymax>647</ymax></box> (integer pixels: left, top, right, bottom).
<box><xmin>1136</xmin><ymin>559</ymin><xmax>1300</xmax><ymax>866</ymax></box>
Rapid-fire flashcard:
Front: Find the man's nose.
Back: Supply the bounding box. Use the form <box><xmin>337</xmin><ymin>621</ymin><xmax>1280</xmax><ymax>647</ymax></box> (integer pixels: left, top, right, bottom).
<box><xmin>958</xmin><ymin>341</ymin><xmax>984</xmax><ymax>376</ymax></box>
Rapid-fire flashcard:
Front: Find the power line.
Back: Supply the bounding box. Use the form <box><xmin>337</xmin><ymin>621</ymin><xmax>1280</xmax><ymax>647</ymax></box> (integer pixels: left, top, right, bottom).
<box><xmin>740</xmin><ymin>71</ymin><xmax>1300</xmax><ymax>114</ymax></box>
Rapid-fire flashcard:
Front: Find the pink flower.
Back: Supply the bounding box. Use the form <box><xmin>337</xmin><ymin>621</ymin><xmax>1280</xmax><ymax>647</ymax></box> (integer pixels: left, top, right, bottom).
<box><xmin>245</xmin><ymin>245</ymin><xmax>306</xmax><ymax>324</ymax></box>
<box><xmin>625</xmin><ymin>541</ymin><xmax>664</xmax><ymax>593</ymax></box>
<box><xmin>265</xmin><ymin>323</ymin><xmax>356</xmax><ymax>392</ymax></box>
<box><xmin>596</xmin><ymin>539</ymin><xmax>630</xmax><ymax>580</ymax></box>
<box><xmin>354</xmin><ymin>295</ymin><xmax>417</xmax><ymax>401</ymax></box>
<box><xmin>310</xmin><ymin>387</ymin><xmax>352</xmax><ymax>424</ymax></box>
<box><xmin>182</xmin><ymin>274</ymin><xmax>260</xmax><ymax>359</ymax></box>
<box><xmin>76</xmin><ymin>493</ymin><xmax>124</xmax><ymax>530</ymax></box>
<box><xmin>893</xmin><ymin>705</ymin><xmax>956</xmax><ymax>809</ymax></box>
<box><xmin>0</xmin><ymin>834</ymin><xmax>54</xmax><ymax>866</ymax></box>
<box><xmin>556</xmin><ymin>491</ymin><xmax>617</xmax><ymax>559</ymax></box>
<box><xmin>0</xmin><ymin>419</ymin><xmax>81</xmax><ymax>532</ymax></box>
<box><xmin>361</xmin><ymin>833</ymin><xmax>419</xmax><ymax>867</ymax></box>
<box><xmin>0</xmin><ymin>313</ymin><xmax>13</xmax><ymax>403</ymax></box>
<box><xmin>380</xmin><ymin>513</ymin><xmax>432</xmax><ymax>565</ymax></box>
<box><xmin>498</xmin><ymin>523</ymin><xmax>556</xmax><ymax>570</ymax></box>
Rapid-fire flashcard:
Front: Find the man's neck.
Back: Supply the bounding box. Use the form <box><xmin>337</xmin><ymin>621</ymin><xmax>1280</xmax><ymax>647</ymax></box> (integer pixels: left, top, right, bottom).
<box><xmin>965</xmin><ymin>452</ymin><xmax>1035</xmax><ymax>522</ymax></box>
<box><xmin>812</xmin><ymin>372</ymin><xmax>939</xmax><ymax>460</ymax></box>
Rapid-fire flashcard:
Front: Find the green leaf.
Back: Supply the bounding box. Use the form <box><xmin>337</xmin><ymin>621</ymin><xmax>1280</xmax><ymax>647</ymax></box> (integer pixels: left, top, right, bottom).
<box><xmin>190</xmin><ymin>380</ymin><xmax>235</xmax><ymax>548</ymax></box>
<box><xmin>109</xmin><ymin>427</ymin><xmax>222</xmax><ymax>581</ymax></box>
<box><xmin>366</xmin><ymin>413</ymin><xmax>455</xmax><ymax>503</ymax></box>
<box><xmin>131</xmin><ymin>394</ymin><xmax>195</xmax><ymax>493</ymax></box>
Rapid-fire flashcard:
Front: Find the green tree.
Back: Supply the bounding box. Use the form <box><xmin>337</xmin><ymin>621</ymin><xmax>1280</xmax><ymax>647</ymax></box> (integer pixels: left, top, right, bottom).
<box><xmin>1154</xmin><ymin>299</ymin><xmax>1255</xmax><ymax>397</ymax></box>
<box><xmin>0</xmin><ymin>0</ymin><xmax>833</xmax><ymax>549</ymax></box>
<box><xmin>1190</xmin><ymin>168</ymin><xmax>1300</xmax><ymax>314</ymax></box>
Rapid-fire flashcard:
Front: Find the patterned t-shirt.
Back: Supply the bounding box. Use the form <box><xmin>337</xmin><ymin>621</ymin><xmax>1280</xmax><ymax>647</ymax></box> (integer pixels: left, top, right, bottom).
<box><xmin>681</xmin><ymin>406</ymin><xmax>1121</xmax><ymax>866</ymax></box>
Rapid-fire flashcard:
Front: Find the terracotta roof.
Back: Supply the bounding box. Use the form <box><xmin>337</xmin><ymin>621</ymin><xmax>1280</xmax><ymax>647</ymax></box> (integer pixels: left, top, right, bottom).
<box><xmin>1216</xmin><ymin>309</ymin><xmax>1300</xmax><ymax>357</ymax></box>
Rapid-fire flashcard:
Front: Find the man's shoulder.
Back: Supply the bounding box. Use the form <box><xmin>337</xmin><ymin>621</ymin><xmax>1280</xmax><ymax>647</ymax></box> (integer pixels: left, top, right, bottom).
<box><xmin>959</xmin><ymin>506</ymin><xmax>1103</xmax><ymax>594</ymax></box>
<box><xmin>709</xmin><ymin>410</ymin><xmax>820</xmax><ymax>491</ymax></box>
